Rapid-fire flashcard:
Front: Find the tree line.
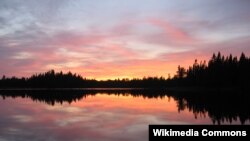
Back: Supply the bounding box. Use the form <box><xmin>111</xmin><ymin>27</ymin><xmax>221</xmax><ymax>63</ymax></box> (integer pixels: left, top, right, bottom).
<box><xmin>0</xmin><ymin>52</ymin><xmax>249</xmax><ymax>88</ymax></box>
<box><xmin>174</xmin><ymin>52</ymin><xmax>250</xmax><ymax>87</ymax></box>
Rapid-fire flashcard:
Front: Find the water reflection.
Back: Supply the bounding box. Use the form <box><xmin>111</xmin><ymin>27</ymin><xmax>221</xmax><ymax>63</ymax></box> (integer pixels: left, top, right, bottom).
<box><xmin>0</xmin><ymin>89</ymin><xmax>249</xmax><ymax>141</ymax></box>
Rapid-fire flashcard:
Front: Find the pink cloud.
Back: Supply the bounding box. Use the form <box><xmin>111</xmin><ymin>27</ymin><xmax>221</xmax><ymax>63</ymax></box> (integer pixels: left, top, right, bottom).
<box><xmin>1</xmin><ymin>16</ymin><xmax>250</xmax><ymax>80</ymax></box>
<box><xmin>52</xmin><ymin>32</ymin><xmax>107</xmax><ymax>47</ymax></box>
<box><xmin>146</xmin><ymin>18</ymin><xmax>198</xmax><ymax>45</ymax></box>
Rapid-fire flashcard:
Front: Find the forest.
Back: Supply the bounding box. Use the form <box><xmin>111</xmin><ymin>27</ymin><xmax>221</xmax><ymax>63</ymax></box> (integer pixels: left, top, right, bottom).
<box><xmin>0</xmin><ymin>52</ymin><xmax>249</xmax><ymax>88</ymax></box>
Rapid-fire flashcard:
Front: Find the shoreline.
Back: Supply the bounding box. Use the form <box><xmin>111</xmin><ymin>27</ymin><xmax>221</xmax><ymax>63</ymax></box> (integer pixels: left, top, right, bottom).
<box><xmin>0</xmin><ymin>86</ymin><xmax>248</xmax><ymax>92</ymax></box>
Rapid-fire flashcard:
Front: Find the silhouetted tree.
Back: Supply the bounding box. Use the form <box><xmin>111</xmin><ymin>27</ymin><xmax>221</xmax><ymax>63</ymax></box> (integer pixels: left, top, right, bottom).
<box><xmin>181</xmin><ymin>52</ymin><xmax>250</xmax><ymax>87</ymax></box>
<box><xmin>176</xmin><ymin>65</ymin><xmax>187</xmax><ymax>79</ymax></box>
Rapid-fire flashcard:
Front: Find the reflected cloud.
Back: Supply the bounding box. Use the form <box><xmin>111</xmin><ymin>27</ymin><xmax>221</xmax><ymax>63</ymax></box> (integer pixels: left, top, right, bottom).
<box><xmin>55</xmin><ymin>116</ymin><xmax>85</xmax><ymax>127</ymax></box>
<box><xmin>0</xmin><ymin>90</ymin><xmax>249</xmax><ymax>141</ymax></box>
<box><xmin>12</xmin><ymin>115</ymin><xmax>34</xmax><ymax>123</ymax></box>
<box><xmin>46</xmin><ymin>106</ymin><xmax>84</xmax><ymax>113</ymax></box>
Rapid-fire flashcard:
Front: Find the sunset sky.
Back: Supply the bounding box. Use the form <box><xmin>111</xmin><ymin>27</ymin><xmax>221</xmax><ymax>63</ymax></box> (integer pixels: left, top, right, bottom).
<box><xmin>0</xmin><ymin>0</ymin><xmax>250</xmax><ymax>80</ymax></box>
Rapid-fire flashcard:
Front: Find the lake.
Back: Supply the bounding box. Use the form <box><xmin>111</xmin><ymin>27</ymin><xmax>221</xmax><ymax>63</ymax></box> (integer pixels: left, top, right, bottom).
<box><xmin>0</xmin><ymin>89</ymin><xmax>249</xmax><ymax>141</ymax></box>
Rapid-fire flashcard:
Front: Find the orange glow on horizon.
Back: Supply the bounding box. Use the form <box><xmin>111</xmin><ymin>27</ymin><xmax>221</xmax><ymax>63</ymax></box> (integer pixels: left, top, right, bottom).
<box><xmin>54</xmin><ymin>56</ymin><xmax>206</xmax><ymax>80</ymax></box>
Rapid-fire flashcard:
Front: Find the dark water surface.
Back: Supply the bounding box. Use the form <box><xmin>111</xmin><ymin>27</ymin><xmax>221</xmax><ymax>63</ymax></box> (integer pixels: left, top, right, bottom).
<box><xmin>0</xmin><ymin>89</ymin><xmax>249</xmax><ymax>141</ymax></box>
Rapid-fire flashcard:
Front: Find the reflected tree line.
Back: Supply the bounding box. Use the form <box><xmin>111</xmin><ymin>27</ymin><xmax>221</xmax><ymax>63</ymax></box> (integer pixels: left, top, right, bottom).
<box><xmin>0</xmin><ymin>89</ymin><xmax>249</xmax><ymax>124</ymax></box>
<box><xmin>167</xmin><ymin>89</ymin><xmax>250</xmax><ymax>125</ymax></box>
<box><xmin>0</xmin><ymin>89</ymin><xmax>167</xmax><ymax>105</ymax></box>
<box><xmin>0</xmin><ymin>52</ymin><xmax>249</xmax><ymax>88</ymax></box>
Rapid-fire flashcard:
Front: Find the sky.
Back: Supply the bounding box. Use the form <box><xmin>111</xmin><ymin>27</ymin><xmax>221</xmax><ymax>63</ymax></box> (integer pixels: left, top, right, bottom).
<box><xmin>0</xmin><ymin>0</ymin><xmax>250</xmax><ymax>80</ymax></box>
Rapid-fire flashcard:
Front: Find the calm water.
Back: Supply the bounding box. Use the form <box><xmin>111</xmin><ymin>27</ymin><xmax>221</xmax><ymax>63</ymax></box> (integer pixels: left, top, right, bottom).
<box><xmin>0</xmin><ymin>89</ymin><xmax>249</xmax><ymax>141</ymax></box>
